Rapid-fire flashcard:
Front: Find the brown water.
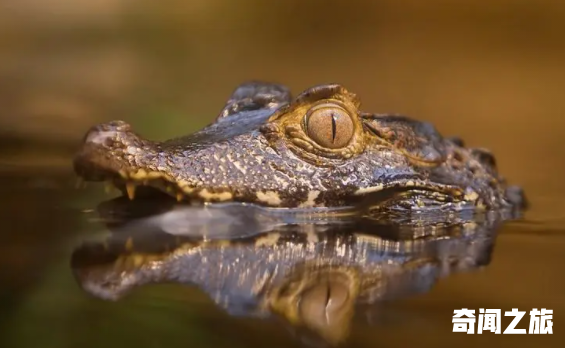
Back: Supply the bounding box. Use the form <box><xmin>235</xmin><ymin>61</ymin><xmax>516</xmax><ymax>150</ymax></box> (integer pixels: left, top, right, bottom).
<box><xmin>1</xmin><ymin>0</ymin><xmax>565</xmax><ymax>347</ymax></box>
<box><xmin>1</xmin><ymin>171</ymin><xmax>563</xmax><ymax>348</ymax></box>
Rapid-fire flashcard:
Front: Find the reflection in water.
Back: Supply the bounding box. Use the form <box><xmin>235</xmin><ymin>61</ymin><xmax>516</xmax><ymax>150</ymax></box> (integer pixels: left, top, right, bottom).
<box><xmin>71</xmin><ymin>197</ymin><xmax>505</xmax><ymax>346</ymax></box>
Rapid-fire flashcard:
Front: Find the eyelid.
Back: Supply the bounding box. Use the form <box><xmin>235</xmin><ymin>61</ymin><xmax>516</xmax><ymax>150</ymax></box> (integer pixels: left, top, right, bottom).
<box><xmin>307</xmin><ymin>102</ymin><xmax>348</xmax><ymax>114</ymax></box>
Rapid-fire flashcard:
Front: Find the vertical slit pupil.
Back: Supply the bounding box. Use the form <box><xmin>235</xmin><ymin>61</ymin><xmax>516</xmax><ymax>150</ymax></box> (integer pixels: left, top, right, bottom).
<box><xmin>331</xmin><ymin>113</ymin><xmax>337</xmax><ymax>143</ymax></box>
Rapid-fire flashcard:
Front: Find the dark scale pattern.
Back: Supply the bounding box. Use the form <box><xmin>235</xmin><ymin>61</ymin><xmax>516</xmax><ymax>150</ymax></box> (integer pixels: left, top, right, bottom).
<box><xmin>73</xmin><ymin>82</ymin><xmax>526</xmax><ymax>211</ymax></box>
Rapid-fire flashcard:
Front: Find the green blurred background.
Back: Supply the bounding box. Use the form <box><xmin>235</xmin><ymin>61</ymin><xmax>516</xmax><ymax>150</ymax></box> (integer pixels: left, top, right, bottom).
<box><xmin>1</xmin><ymin>1</ymin><xmax>564</xmax><ymax>347</ymax></box>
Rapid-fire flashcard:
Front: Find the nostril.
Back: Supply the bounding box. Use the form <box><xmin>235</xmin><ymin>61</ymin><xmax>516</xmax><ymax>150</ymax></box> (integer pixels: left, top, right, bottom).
<box><xmin>106</xmin><ymin>120</ymin><xmax>132</xmax><ymax>132</ymax></box>
<box><xmin>84</xmin><ymin>128</ymin><xmax>119</xmax><ymax>145</ymax></box>
<box><xmin>83</xmin><ymin>121</ymin><xmax>133</xmax><ymax>145</ymax></box>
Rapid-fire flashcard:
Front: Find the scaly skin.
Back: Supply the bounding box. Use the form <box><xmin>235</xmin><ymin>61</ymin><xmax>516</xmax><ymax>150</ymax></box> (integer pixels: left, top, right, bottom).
<box><xmin>73</xmin><ymin>82</ymin><xmax>526</xmax><ymax>210</ymax></box>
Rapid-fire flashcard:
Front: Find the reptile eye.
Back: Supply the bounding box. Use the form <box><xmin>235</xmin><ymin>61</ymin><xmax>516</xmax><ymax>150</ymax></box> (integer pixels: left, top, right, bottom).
<box><xmin>305</xmin><ymin>104</ymin><xmax>354</xmax><ymax>149</ymax></box>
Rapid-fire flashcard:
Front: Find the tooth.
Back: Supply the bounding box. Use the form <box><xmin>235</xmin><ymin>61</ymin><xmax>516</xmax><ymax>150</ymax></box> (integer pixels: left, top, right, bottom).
<box><xmin>176</xmin><ymin>192</ymin><xmax>183</xmax><ymax>202</ymax></box>
<box><xmin>126</xmin><ymin>182</ymin><xmax>136</xmax><ymax>200</ymax></box>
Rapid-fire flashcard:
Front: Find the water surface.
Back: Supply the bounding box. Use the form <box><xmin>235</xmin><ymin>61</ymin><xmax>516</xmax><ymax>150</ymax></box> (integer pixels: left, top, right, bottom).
<box><xmin>0</xmin><ymin>169</ymin><xmax>563</xmax><ymax>348</ymax></box>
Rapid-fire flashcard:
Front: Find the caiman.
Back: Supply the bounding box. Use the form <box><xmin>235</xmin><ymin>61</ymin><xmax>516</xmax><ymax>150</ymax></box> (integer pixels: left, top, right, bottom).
<box><xmin>73</xmin><ymin>82</ymin><xmax>527</xmax><ymax>212</ymax></box>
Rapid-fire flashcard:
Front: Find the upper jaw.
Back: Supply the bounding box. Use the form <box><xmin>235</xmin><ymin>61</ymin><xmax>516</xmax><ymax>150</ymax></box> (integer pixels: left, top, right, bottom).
<box><xmin>72</xmin><ymin>120</ymin><xmax>211</xmax><ymax>203</ymax></box>
<box><xmin>75</xmin><ymin>153</ymin><xmax>238</xmax><ymax>205</ymax></box>
<box><xmin>73</xmin><ymin>120</ymin><xmax>276</xmax><ymax>206</ymax></box>
<box><xmin>73</xmin><ymin>120</ymin><xmax>305</xmax><ymax>207</ymax></box>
